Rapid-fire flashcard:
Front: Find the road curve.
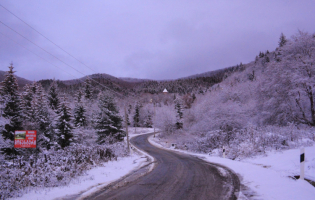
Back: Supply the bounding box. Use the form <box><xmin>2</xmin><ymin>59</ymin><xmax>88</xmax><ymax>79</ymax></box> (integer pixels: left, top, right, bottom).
<box><xmin>87</xmin><ymin>133</ymin><xmax>240</xmax><ymax>200</ymax></box>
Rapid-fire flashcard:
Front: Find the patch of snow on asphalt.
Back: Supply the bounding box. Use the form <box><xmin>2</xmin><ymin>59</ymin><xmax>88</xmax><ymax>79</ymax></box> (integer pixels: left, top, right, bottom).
<box><xmin>149</xmin><ymin>135</ymin><xmax>315</xmax><ymax>200</ymax></box>
<box><xmin>217</xmin><ymin>167</ymin><xmax>228</xmax><ymax>177</ymax></box>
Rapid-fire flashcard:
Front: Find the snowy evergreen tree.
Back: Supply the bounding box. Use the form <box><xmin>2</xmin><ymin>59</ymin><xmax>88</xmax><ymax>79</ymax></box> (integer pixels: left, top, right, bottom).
<box><xmin>279</xmin><ymin>32</ymin><xmax>288</xmax><ymax>47</ymax></box>
<box><xmin>21</xmin><ymin>82</ymin><xmax>45</xmax><ymax>123</ymax></box>
<box><xmin>33</xmin><ymin>91</ymin><xmax>52</xmax><ymax>149</ymax></box>
<box><xmin>259</xmin><ymin>51</ymin><xmax>265</xmax><ymax>58</ymax></box>
<box><xmin>192</xmin><ymin>93</ymin><xmax>196</xmax><ymax>101</ymax></box>
<box><xmin>143</xmin><ymin>111</ymin><xmax>153</xmax><ymax>128</ymax></box>
<box><xmin>0</xmin><ymin>64</ymin><xmax>23</xmax><ymax>156</ymax></box>
<box><xmin>133</xmin><ymin>102</ymin><xmax>141</xmax><ymax>127</ymax></box>
<box><xmin>94</xmin><ymin>93</ymin><xmax>125</xmax><ymax>144</ymax></box>
<box><xmin>174</xmin><ymin>97</ymin><xmax>184</xmax><ymax>129</ymax></box>
<box><xmin>48</xmin><ymin>80</ymin><xmax>60</xmax><ymax>111</ymax></box>
<box><xmin>265</xmin><ymin>56</ymin><xmax>270</xmax><ymax>63</ymax></box>
<box><xmin>73</xmin><ymin>104</ymin><xmax>87</xmax><ymax>128</ymax></box>
<box><xmin>55</xmin><ymin>99</ymin><xmax>73</xmax><ymax>148</ymax></box>
<box><xmin>20</xmin><ymin>83</ymin><xmax>34</xmax><ymax>119</ymax></box>
<box><xmin>73</xmin><ymin>88</ymin><xmax>88</xmax><ymax>128</ymax></box>
<box><xmin>84</xmin><ymin>77</ymin><xmax>93</xmax><ymax>100</ymax></box>
<box><xmin>75</xmin><ymin>89</ymin><xmax>83</xmax><ymax>103</ymax></box>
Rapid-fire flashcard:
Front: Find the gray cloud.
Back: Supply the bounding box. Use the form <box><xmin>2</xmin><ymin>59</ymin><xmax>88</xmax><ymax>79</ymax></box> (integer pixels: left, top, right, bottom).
<box><xmin>0</xmin><ymin>0</ymin><xmax>315</xmax><ymax>80</ymax></box>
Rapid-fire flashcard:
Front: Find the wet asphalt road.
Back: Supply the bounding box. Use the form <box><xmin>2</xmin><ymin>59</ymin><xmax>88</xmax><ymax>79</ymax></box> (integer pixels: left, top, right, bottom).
<box><xmin>87</xmin><ymin>133</ymin><xmax>240</xmax><ymax>200</ymax></box>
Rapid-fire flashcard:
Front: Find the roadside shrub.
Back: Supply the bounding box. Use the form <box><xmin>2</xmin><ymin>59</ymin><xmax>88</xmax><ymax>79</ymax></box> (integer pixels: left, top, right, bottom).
<box><xmin>160</xmin><ymin>124</ymin><xmax>314</xmax><ymax>160</ymax></box>
<box><xmin>0</xmin><ymin>142</ymin><xmax>127</xmax><ymax>199</ymax></box>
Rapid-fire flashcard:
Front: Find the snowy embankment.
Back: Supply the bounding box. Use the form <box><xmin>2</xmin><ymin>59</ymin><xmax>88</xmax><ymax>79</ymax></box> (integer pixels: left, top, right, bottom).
<box><xmin>11</xmin><ymin>128</ymin><xmax>155</xmax><ymax>200</ymax></box>
<box><xmin>149</xmin><ymin>135</ymin><xmax>315</xmax><ymax>200</ymax></box>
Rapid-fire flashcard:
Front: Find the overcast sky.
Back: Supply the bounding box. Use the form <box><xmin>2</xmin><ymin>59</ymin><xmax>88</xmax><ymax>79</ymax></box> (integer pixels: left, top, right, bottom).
<box><xmin>0</xmin><ymin>0</ymin><xmax>315</xmax><ymax>81</ymax></box>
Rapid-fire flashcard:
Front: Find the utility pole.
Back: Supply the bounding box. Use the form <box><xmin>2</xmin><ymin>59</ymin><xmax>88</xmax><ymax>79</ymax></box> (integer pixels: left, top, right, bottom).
<box><xmin>151</xmin><ymin>99</ymin><xmax>156</xmax><ymax>137</ymax></box>
<box><xmin>300</xmin><ymin>148</ymin><xmax>305</xmax><ymax>180</ymax></box>
<box><xmin>124</xmin><ymin>106</ymin><xmax>130</xmax><ymax>154</ymax></box>
<box><xmin>153</xmin><ymin>102</ymin><xmax>156</xmax><ymax>137</ymax></box>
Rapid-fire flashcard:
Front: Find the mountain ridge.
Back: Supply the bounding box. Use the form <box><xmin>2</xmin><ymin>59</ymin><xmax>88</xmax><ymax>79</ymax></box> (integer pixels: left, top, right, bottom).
<box><xmin>0</xmin><ymin>64</ymin><xmax>241</xmax><ymax>85</ymax></box>
<box><xmin>0</xmin><ymin>64</ymin><xmax>245</xmax><ymax>95</ymax></box>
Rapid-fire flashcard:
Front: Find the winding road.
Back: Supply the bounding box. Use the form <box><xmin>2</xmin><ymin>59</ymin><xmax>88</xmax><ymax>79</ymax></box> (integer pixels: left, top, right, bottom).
<box><xmin>87</xmin><ymin>133</ymin><xmax>240</xmax><ymax>200</ymax></box>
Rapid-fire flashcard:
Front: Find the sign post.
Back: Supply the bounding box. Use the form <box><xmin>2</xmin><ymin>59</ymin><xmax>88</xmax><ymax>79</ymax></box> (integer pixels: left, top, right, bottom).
<box><xmin>150</xmin><ymin>99</ymin><xmax>156</xmax><ymax>137</ymax></box>
<box><xmin>300</xmin><ymin>148</ymin><xmax>305</xmax><ymax>180</ymax></box>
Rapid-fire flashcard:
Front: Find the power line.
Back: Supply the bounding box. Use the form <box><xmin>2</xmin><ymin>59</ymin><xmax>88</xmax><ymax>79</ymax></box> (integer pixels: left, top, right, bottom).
<box><xmin>1</xmin><ymin>30</ymin><xmax>122</xmax><ymax>97</ymax></box>
<box><xmin>0</xmin><ymin>31</ymin><xmax>84</xmax><ymax>83</ymax></box>
<box><xmin>0</xmin><ymin>21</ymin><xmax>87</xmax><ymax>77</ymax></box>
<box><xmin>0</xmin><ymin>3</ymin><xmax>97</xmax><ymax>74</ymax></box>
<box><xmin>0</xmin><ymin>3</ymin><xmax>123</xmax><ymax>96</ymax></box>
<box><xmin>0</xmin><ymin>20</ymin><xmax>123</xmax><ymax>97</ymax></box>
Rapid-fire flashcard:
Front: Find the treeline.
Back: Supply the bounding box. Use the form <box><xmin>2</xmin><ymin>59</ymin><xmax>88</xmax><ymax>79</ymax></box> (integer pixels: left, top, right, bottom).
<box><xmin>133</xmin><ymin>64</ymin><xmax>245</xmax><ymax>94</ymax></box>
<box><xmin>26</xmin><ymin>64</ymin><xmax>246</xmax><ymax>97</ymax></box>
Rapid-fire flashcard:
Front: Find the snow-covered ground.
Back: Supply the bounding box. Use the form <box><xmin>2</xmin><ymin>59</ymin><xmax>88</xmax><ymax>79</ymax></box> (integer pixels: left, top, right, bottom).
<box><xmin>10</xmin><ymin>128</ymin><xmax>155</xmax><ymax>200</ymax></box>
<box><xmin>243</xmin><ymin>145</ymin><xmax>315</xmax><ymax>182</ymax></box>
<box><xmin>149</xmin><ymin>135</ymin><xmax>315</xmax><ymax>200</ymax></box>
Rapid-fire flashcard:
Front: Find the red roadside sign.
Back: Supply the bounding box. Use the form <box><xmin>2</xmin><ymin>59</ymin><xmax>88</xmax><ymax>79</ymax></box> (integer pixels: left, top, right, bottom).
<box><xmin>14</xmin><ymin>130</ymin><xmax>37</xmax><ymax>148</ymax></box>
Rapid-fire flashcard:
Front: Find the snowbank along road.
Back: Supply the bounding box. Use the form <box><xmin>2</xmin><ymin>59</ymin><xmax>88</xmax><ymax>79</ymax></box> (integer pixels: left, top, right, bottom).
<box><xmin>86</xmin><ymin>133</ymin><xmax>240</xmax><ymax>200</ymax></box>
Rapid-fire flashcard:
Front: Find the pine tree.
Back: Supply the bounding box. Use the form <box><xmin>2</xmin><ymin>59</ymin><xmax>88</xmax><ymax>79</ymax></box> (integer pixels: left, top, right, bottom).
<box><xmin>265</xmin><ymin>56</ymin><xmax>270</xmax><ymax>63</ymax></box>
<box><xmin>94</xmin><ymin>93</ymin><xmax>125</xmax><ymax>144</ymax></box>
<box><xmin>84</xmin><ymin>77</ymin><xmax>93</xmax><ymax>100</ymax></box>
<box><xmin>192</xmin><ymin>93</ymin><xmax>196</xmax><ymax>102</ymax></box>
<box><xmin>55</xmin><ymin>99</ymin><xmax>73</xmax><ymax>148</ymax></box>
<box><xmin>73</xmin><ymin>104</ymin><xmax>87</xmax><ymax>128</ymax></box>
<box><xmin>174</xmin><ymin>97</ymin><xmax>184</xmax><ymax>129</ymax></box>
<box><xmin>75</xmin><ymin>89</ymin><xmax>83</xmax><ymax>103</ymax></box>
<box><xmin>143</xmin><ymin>111</ymin><xmax>153</xmax><ymax>128</ymax></box>
<box><xmin>20</xmin><ymin>83</ymin><xmax>33</xmax><ymax>119</ymax></box>
<box><xmin>0</xmin><ymin>64</ymin><xmax>23</xmax><ymax>139</ymax></box>
<box><xmin>0</xmin><ymin>64</ymin><xmax>23</xmax><ymax>156</ymax></box>
<box><xmin>21</xmin><ymin>82</ymin><xmax>44</xmax><ymax>123</ymax></box>
<box><xmin>259</xmin><ymin>52</ymin><xmax>265</xmax><ymax>58</ymax></box>
<box><xmin>133</xmin><ymin>102</ymin><xmax>141</xmax><ymax>127</ymax></box>
<box><xmin>128</xmin><ymin>104</ymin><xmax>132</xmax><ymax>114</ymax></box>
<box><xmin>48</xmin><ymin>80</ymin><xmax>60</xmax><ymax>110</ymax></box>
<box><xmin>279</xmin><ymin>32</ymin><xmax>288</xmax><ymax>47</ymax></box>
<box><xmin>33</xmin><ymin>91</ymin><xmax>52</xmax><ymax>149</ymax></box>
<box><xmin>73</xmin><ymin>88</ymin><xmax>88</xmax><ymax>128</ymax></box>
